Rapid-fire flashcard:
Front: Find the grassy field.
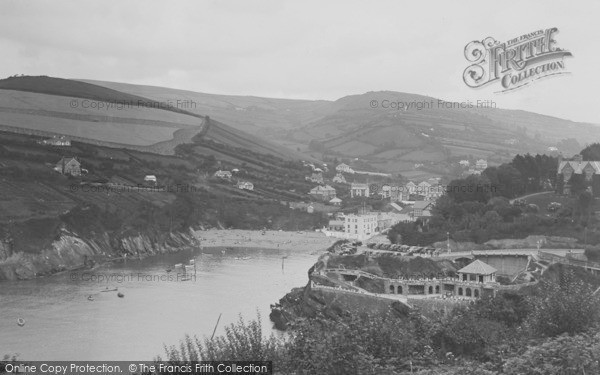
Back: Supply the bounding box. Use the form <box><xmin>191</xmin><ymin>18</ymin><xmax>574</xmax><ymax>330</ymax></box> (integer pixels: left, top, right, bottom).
<box><xmin>0</xmin><ymin>89</ymin><xmax>204</xmax><ymax>149</ymax></box>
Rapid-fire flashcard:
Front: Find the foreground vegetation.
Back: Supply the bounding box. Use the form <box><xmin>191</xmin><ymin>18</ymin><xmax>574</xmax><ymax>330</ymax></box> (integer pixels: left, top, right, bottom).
<box><xmin>157</xmin><ymin>266</ymin><xmax>600</xmax><ymax>374</ymax></box>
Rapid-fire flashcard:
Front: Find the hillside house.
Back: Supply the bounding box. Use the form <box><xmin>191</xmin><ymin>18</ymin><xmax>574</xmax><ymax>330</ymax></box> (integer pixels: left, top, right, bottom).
<box><xmin>329</xmin><ymin>197</ymin><xmax>342</xmax><ymax>206</ymax></box>
<box><xmin>424</xmin><ymin>183</ymin><xmax>445</xmax><ymax>201</ymax></box>
<box><xmin>405</xmin><ymin>181</ymin><xmax>417</xmax><ymax>194</ymax></box>
<box><xmin>144</xmin><ymin>175</ymin><xmax>157</xmax><ymax>185</ymax></box>
<box><xmin>556</xmin><ymin>154</ymin><xmax>600</xmax><ymax>196</ymax></box>
<box><xmin>466</xmin><ymin>167</ymin><xmax>482</xmax><ymax>175</ymax></box>
<box><xmin>306</xmin><ymin>172</ymin><xmax>324</xmax><ymax>184</ymax></box>
<box><xmin>54</xmin><ymin>157</ymin><xmax>81</xmax><ymax>176</ymax></box>
<box><xmin>459</xmin><ymin>160</ymin><xmax>470</xmax><ymax>167</ymax></box>
<box><xmin>332</xmin><ymin>173</ymin><xmax>347</xmax><ymax>184</ymax></box>
<box><xmin>416</xmin><ymin>181</ymin><xmax>431</xmax><ymax>195</ymax></box>
<box><xmin>336</xmin><ymin>163</ymin><xmax>355</xmax><ymax>174</ymax></box>
<box><xmin>475</xmin><ymin>159</ymin><xmax>488</xmax><ymax>170</ymax></box>
<box><xmin>350</xmin><ymin>182</ymin><xmax>370</xmax><ymax>198</ymax></box>
<box><xmin>214</xmin><ymin>170</ymin><xmax>232</xmax><ymax>179</ymax></box>
<box><xmin>237</xmin><ymin>181</ymin><xmax>254</xmax><ymax>190</ymax></box>
<box><xmin>390</xmin><ymin>187</ymin><xmax>408</xmax><ymax>202</ymax></box>
<box><xmin>411</xmin><ymin>201</ymin><xmax>434</xmax><ymax>220</ymax></box>
<box><xmin>309</xmin><ymin>185</ymin><xmax>336</xmax><ymax>201</ymax></box>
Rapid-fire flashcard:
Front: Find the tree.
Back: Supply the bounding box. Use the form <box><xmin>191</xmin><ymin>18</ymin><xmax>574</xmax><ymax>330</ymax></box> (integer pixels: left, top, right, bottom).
<box><xmin>504</xmin><ymin>332</ymin><xmax>600</xmax><ymax>375</ymax></box>
<box><xmin>580</xmin><ymin>142</ymin><xmax>600</xmax><ymax>160</ymax></box>
<box><xmin>482</xmin><ymin>211</ymin><xmax>502</xmax><ymax>229</ymax></box>
<box><xmin>568</xmin><ymin>173</ymin><xmax>587</xmax><ymax>196</ymax></box>
<box><xmin>577</xmin><ymin>191</ymin><xmax>593</xmax><ymax>223</ymax></box>
<box><xmin>527</xmin><ymin>272</ymin><xmax>600</xmax><ymax>337</ymax></box>
<box><xmin>446</xmin><ymin>175</ymin><xmax>493</xmax><ymax>204</ymax></box>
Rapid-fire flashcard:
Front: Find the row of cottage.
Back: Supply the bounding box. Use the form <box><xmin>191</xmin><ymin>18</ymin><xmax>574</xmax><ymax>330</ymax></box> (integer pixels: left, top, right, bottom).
<box><xmin>308</xmin><ymin>179</ymin><xmax>445</xmax><ymax>204</ymax></box>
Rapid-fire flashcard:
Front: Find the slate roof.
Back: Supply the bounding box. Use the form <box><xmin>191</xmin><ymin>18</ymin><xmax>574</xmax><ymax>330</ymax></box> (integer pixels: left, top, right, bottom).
<box><xmin>558</xmin><ymin>161</ymin><xmax>600</xmax><ymax>174</ymax></box>
<box><xmin>413</xmin><ymin>201</ymin><xmax>433</xmax><ymax>210</ymax></box>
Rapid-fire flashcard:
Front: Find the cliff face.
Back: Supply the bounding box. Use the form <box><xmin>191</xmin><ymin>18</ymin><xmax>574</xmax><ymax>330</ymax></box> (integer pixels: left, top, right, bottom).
<box><xmin>0</xmin><ymin>229</ymin><xmax>199</xmax><ymax>281</ymax></box>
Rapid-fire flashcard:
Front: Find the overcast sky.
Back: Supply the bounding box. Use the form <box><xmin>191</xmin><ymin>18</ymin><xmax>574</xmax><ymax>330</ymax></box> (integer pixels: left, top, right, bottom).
<box><xmin>1</xmin><ymin>0</ymin><xmax>599</xmax><ymax>123</ymax></box>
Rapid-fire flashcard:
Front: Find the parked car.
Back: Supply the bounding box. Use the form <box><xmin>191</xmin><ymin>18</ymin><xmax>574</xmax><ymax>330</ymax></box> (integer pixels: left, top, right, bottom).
<box><xmin>513</xmin><ymin>198</ymin><xmax>527</xmax><ymax>207</ymax></box>
<box><xmin>547</xmin><ymin>202</ymin><xmax>562</xmax><ymax>212</ymax></box>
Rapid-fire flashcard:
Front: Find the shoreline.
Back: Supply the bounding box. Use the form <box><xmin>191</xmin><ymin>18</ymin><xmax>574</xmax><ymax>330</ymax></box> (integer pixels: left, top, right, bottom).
<box><xmin>195</xmin><ymin>229</ymin><xmax>337</xmax><ymax>253</ymax></box>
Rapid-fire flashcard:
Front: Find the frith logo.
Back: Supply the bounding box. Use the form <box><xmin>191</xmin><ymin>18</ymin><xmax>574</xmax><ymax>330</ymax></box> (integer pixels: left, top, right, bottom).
<box><xmin>463</xmin><ymin>28</ymin><xmax>572</xmax><ymax>92</ymax></box>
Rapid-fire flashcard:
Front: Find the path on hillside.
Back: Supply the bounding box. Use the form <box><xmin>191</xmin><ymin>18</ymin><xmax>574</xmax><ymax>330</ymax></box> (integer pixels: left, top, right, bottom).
<box><xmin>508</xmin><ymin>190</ymin><xmax>554</xmax><ymax>204</ymax></box>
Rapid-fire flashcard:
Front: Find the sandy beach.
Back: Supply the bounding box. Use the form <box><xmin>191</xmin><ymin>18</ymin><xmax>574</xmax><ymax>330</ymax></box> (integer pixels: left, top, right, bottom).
<box><xmin>194</xmin><ymin>229</ymin><xmax>337</xmax><ymax>252</ymax></box>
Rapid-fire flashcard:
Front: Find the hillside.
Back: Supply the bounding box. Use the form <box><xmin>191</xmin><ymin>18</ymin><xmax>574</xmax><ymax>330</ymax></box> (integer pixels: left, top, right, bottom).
<box><xmin>0</xmin><ymin>129</ymin><xmax>329</xmax><ymax>279</ymax></box>
<box><xmin>0</xmin><ymin>76</ymin><xmax>304</xmax><ymax>160</ymax></box>
<box><xmin>81</xmin><ymin>80</ymin><xmax>600</xmax><ymax>179</ymax></box>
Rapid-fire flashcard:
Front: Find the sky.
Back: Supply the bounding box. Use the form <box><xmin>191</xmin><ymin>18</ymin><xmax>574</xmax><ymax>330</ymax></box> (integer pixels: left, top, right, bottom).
<box><xmin>1</xmin><ymin>0</ymin><xmax>599</xmax><ymax>123</ymax></box>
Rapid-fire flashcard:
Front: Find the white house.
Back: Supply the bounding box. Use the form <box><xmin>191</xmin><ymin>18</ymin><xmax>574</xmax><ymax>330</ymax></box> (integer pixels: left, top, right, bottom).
<box><xmin>459</xmin><ymin>160</ymin><xmax>470</xmax><ymax>167</ymax></box>
<box><xmin>329</xmin><ymin>197</ymin><xmax>342</xmax><ymax>206</ymax></box>
<box><xmin>214</xmin><ymin>170</ymin><xmax>232</xmax><ymax>179</ymax></box>
<box><xmin>54</xmin><ymin>157</ymin><xmax>81</xmax><ymax>176</ymax></box>
<box><xmin>350</xmin><ymin>182</ymin><xmax>370</xmax><ymax>198</ymax></box>
<box><xmin>336</xmin><ymin>163</ymin><xmax>355</xmax><ymax>174</ymax></box>
<box><xmin>238</xmin><ymin>181</ymin><xmax>254</xmax><ymax>190</ymax></box>
<box><xmin>332</xmin><ymin>173</ymin><xmax>347</xmax><ymax>184</ymax></box>
<box><xmin>475</xmin><ymin>159</ymin><xmax>488</xmax><ymax>170</ymax></box>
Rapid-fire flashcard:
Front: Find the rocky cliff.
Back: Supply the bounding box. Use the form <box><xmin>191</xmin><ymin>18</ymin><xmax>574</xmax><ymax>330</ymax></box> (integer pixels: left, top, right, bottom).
<box><xmin>0</xmin><ymin>228</ymin><xmax>199</xmax><ymax>281</ymax></box>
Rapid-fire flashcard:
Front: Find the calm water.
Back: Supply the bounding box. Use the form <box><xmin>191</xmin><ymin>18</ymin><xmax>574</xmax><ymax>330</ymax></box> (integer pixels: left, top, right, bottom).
<box><xmin>0</xmin><ymin>247</ymin><xmax>316</xmax><ymax>360</ymax></box>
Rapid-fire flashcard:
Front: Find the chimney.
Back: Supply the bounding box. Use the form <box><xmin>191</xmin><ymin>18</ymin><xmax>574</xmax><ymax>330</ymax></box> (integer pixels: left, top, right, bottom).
<box><xmin>573</xmin><ymin>154</ymin><xmax>583</xmax><ymax>163</ymax></box>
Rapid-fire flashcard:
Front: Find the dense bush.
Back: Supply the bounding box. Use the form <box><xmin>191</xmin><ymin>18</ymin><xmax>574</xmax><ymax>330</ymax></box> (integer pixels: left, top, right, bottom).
<box><xmin>161</xmin><ymin>272</ymin><xmax>600</xmax><ymax>374</ymax></box>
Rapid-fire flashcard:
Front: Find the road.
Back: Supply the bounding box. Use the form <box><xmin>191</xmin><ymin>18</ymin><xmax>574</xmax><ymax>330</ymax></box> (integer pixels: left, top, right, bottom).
<box><xmin>437</xmin><ymin>248</ymin><xmax>584</xmax><ymax>259</ymax></box>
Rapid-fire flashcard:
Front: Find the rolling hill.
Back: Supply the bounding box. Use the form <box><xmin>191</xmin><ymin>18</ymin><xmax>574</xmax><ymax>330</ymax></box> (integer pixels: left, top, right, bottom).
<box><xmin>80</xmin><ymin>79</ymin><xmax>600</xmax><ymax>178</ymax></box>
<box><xmin>0</xmin><ymin>76</ymin><xmax>306</xmax><ymax>161</ymax></box>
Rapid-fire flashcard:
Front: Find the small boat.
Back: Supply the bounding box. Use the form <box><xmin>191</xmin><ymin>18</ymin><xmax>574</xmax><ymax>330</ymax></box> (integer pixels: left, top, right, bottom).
<box><xmin>87</xmin><ymin>295</ymin><xmax>94</xmax><ymax>301</ymax></box>
<box><xmin>174</xmin><ymin>263</ymin><xmax>183</xmax><ymax>268</ymax></box>
<box><xmin>17</xmin><ymin>318</ymin><xmax>25</xmax><ymax>327</ymax></box>
<box><xmin>242</xmin><ymin>257</ymin><xmax>251</xmax><ymax>260</ymax></box>
<box><xmin>166</xmin><ymin>268</ymin><xmax>172</xmax><ymax>273</ymax></box>
<box><xmin>101</xmin><ymin>287</ymin><xmax>118</xmax><ymax>292</ymax></box>
<box><xmin>117</xmin><ymin>292</ymin><xmax>124</xmax><ymax>298</ymax></box>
